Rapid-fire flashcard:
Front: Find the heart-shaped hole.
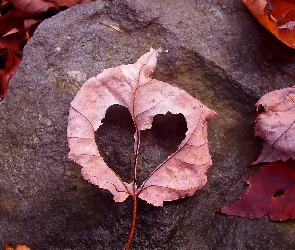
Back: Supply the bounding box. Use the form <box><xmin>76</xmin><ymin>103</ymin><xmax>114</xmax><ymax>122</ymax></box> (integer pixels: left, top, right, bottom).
<box><xmin>95</xmin><ymin>104</ymin><xmax>188</xmax><ymax>185</ymax></box>
<box><xmin>137</xmin><ymin>111</ymin><xmax>187</xmax><ymax>184</ymax></box>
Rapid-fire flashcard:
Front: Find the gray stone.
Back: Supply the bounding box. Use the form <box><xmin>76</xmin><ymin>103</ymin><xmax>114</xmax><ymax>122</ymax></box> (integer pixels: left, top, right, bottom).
<box><xmin>1</xmin><ymin>0</ymin><xmax>295</xmax><ymax>249</ymax></box>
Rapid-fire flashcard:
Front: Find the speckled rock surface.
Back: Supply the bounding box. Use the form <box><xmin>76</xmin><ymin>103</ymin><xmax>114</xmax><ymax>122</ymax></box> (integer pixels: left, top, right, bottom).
<box><xmin>1</xmin><ymin>0</ymin><xmax>295</xmax><ymax>249</ymax></box>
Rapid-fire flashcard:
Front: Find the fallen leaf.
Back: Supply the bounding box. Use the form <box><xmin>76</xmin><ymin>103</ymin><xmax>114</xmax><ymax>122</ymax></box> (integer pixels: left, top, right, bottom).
<box><xmin>24</xmin><ymin>19</ymin><xmax>43</xmax><ymax>37</ymax></box>
<box><xmin>253</xmin><ymin>86</ymin><xmax>295</xmax><ymax>164</ymax></box>
<box><xmin>0</xmin><ymin>30</ymin><xmax>28</xmax><ymax>53</ymax></box>
<box><xmin>68</xmin><ymin>48</ymin><xmax>216</xmax><ymax>248</ymax></box>
<box><xmin>0</xmin><ymin>29</ymin><xmax>27</xmax><ymax>99</ymax></box>
<box><xmin>0</xmin><ymin>0</ymin><xmax>94</xmax><ymax>99</ymax></box>
<box><xmin>0</xmin><ymin>10</ymin><xmax>24</xmax><ymax>37</ymax></box>
<box><xmin>0</xmin><ymin>50</ymin><xmax>22</xmax><ymax>99</ymax></box>
<box><xmin>47</xmin><ymin>0</ymin><xmax>93</xmax><ymax>8</ymax></box>
<box><xmin>8</xmin><ymin>0</ymin><xmax>92</xmax><ymax>17</ymax></box>
<box><xmin>67</xmin><ymin>48</ymin><xmax>216</xmax><ymax>206</ymax></box>
<box><xmin>4</xmin><ymin>243</ymin><xmax>31</xmax><ymax>250</ymax></box>
<box><xmin>8</xmin><ymin>0</ymin><xmax>58</xmax><ymax>16</ymax></box>
<box><xmin>220</xmin><ymin>160</ymin><xmax>295</xmax><ymax>221</ymax></box>
<box><xmin>242</xmin><ymin>0</ymin><xmax>295</xmax><ymax>49</ymax></box>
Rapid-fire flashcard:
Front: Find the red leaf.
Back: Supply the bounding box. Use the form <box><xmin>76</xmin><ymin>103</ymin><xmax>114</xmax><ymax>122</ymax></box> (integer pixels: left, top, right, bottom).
<box><xmin>8</xmin><ymin>0</ymin><xmax>57</xmax><ymax>16</ymax></box>
<box><xmin>0</xmin><ymin>0</ymin><xmax>94</xmax><ymax>99</ymax></box>
<box><xmin>0</xmin><ymin>30</ymin><xmax>28</xmax><ymax>53</ymax></box>
<box><xmin>0</xmin><ymin>50</ymin><xmax>22</xmax><ymax>99</ymax></box>
<box><xmin>47</xmin><ymin>0</ymin><xmax>93</xmax><ymax>8</ymax></box>
<box><xmin>8</xmin><ymin>0</ymin><xmax>93</xmax><ymax>16</ymax></box>
<box><xmin>0</xmin><ymin>11</ymin><xmax>24</xmax><ymax>37</ymax></box>
<box><xmin>0</xmin><ymin>29</ymin><xmax>26</xmax><ymax>98</ymax></box>
<box><xmin>220</xmin><ymin>160</ymin><xmax>295</xmax><ymax>221</ymax></box>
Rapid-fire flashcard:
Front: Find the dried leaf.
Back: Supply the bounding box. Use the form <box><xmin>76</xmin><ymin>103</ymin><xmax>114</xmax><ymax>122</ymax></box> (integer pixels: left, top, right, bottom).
<box><xmin>4</xmin><ymin>243</ymin><xmax>31</xmax><ymax>250</ymax></box>
<box><xmin>242</xmin><ymin>0</ymin><xmax>295</xmax><ymax>49</ymax></box>
<box><xmin>67</xmin><ymin>48</ymin><xmax>216</xmax><ymax>206</ymax></box>
<box><xmin>47</xmin><ymin>0</ymin><xmax>93</xmax><ymax>7</ymax></box>
<box><xmin>0</xmin><ymin>29</ymin><xmax>26</xmax><ymax>99</ymax></box>
<box><xmin>0</xmin><ymin>50</ymin><xmax>22</xmax><ymax>99</ymax></box>
<box><xmin>220</xmin><ymin>160</ymin><xmax>295</xmax><ymax>221</ymax></box>
<box><xmin>0</xmin><ymin>30</ymin><xmax>28</xmax><ymax>53</ymax></box>
<box><xmin>8</xmin><ymin>0</ymin><xmax>92</xmax><ymax>16</ymax></box>
<box><xmin>8</xmin><ymin>0</ymin><xmax>57</xmax><ymax>16</ymax></box>
<box><xmin>0</xmin><ymin>0</ymin><xmax>94</xmax><ymax>99</ymax></box>
<box><xmin>253</xmin><ymin>86</ymin><xmax>295</xmax><ymax>164</ymax></box>
<box><xmin>0</xmin><ymin>11</ymin><xmax>24</xmax><ymax>37</ymax></box>
<box><xmin>99</xmin><ymin>21</ymin><xmax>122</xmax><ymax>32</ymax></box>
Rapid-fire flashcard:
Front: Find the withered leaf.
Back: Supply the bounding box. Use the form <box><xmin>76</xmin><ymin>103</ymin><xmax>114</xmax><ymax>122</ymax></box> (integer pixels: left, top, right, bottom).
<box><xmin>4</xmin><ymin>243</ymin><xmax>31</xmax><ymax>250</ymax></box>
<box><xmin>67</xmin><ymin>48</ymin><xmax>216</xmax><ymax>206</ymax></box>
<box><xmin>0</xmin><ymin>29</ymin><xmax>26</xmax><ymax>99</ymax></box>
<box><xmin>8</xmin><ymin>0</ymin><xmax>92</xmax><ymax>17</ymax></box>
<box><xmin>0</xmin><ymin>30</ymin><xmax>28</xmax><ymax>53</ymax></box>
<box><xmin>47</xmin><ymin>0</ymin><xmax>93</xmax><ymax>8</ymax></box>
<box><xmin>8</xmin><ymin>0</ymin><xmax>58</xmax><ymax>16</ymax></box>
<box><xmin>0</xmin><ymin>10</ymin><xmax>25</xmax><ymax>37</ymax></box>
<box><xmin>242</xmin><ymin>0</ymin><xmax>295</xmax><ymax>49</ymax></box>
<box><xmin>253</xmin><ymin>86</ymin><xmax>295</xmax><ymax>164</ymax></box>
<box><xmin>220</xmin><ymin>160</ymin><xmax>295</xmax><ymax>221</ymax></box>
<box><xmin>0</xmin><ymin>0</ymin><xmax>94</xmax><ymax>99</ymax></box>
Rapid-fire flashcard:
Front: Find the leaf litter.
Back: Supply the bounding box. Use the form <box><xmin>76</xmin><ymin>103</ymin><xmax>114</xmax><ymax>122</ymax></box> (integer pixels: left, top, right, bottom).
<box><xmin>221</xmin><ymin>85</ymin><xmax>295</xmax><ymax>221</ymax></box>
<box><xmin>0</xmin><ymin>0</ymin><xmax>94</xmax><ymax>99</ymax></box>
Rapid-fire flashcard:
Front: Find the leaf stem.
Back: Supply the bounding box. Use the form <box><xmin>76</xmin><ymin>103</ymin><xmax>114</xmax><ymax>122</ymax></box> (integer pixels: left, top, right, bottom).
<box><xmin>125</xmin><ymin>195</ymin><xmax>137</xmax><ymax>250</ymax></box>
<box><xmin>125</xmin><ymin>116</ymin><xmax>140</xmax><ymax>249</ymax></box>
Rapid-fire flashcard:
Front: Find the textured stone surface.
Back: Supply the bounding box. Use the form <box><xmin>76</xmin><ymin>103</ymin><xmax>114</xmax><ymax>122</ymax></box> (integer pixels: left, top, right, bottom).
<box><xmin>1</xmin><ymin>0</ymin><xmax>295</xmax><ymax>249</ymax></box>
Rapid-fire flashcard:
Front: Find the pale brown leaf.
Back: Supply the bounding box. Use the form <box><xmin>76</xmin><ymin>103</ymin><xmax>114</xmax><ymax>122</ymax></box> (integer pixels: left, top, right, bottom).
<box><xmin>254</xmin><ymin>86</ymin><xmax>295</xmax><ymax>164</ymax></box>
<box><xmin>67</xmin><ymin>48</ymin><xmax>216</xmax><ymax>206</ymax></box>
